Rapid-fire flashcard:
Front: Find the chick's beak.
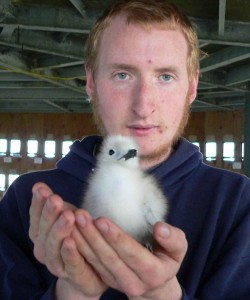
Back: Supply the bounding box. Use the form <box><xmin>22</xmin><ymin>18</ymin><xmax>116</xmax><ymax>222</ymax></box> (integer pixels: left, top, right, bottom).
<box><xmin>120</xmin><ymin>149</ymin><xmax>137</xmax><ymax>161</ymax></box>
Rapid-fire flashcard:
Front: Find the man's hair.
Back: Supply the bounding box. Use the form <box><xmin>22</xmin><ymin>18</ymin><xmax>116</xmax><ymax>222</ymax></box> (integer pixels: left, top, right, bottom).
<box><xmin>85</xmin><ymin>0</ymin><xmax>200</xmax><ymax>82</ymax></box>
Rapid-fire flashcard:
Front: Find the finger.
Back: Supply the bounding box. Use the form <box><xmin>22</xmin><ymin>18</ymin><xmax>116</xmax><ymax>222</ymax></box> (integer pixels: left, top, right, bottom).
<box><xmin>63</xmin><ymin>230</ymin><xmax>108</xmax><ymax>296</ymax></box>
<box><xmin>154</xmin><ymin>222</ymin><xmax>188</xmax><ymax>264</ymax></box>
<box><xmin>94</xmin><ymin>219</ymin><xmax>186</xmax><ymax>289</ymax></box>
<box><xmin>38</xmin><ymin>194</ymin><xmax>64</xmax><ymax>241</ymax></box>
<box><xmin>44</xmin><ymin>210</ymin><xmax>75</xmax><ymax>276</ymax></box>
<box><xmin>29</xmin><ymin>182</ymin><xmax>53</xmax><ymax>241</ymax></box>
<box><xmin>74</xmin><ymin>211</ymin><xmax>117</xmax><ymax>284</ymax></box>
<box><xmin>33</xmin><ymin>194</ymin><xmax>64</xmax><ymax>263</ymax></box>
<box><xmin>94</xmin><ymin>217</ymin><xmax>166</xmax><ymax>287</ymax></box>
<box><xmin>75</xmin><ymin>211</ymin><xmax>144</xmax><ymax>293</ymax></box>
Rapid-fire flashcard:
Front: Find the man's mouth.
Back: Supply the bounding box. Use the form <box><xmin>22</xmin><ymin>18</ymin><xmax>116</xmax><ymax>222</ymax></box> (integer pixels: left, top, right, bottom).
<box><xmin>128</xmin><ymin>124</ymin><xmax>159</xmax><ymax>136</ymax></box>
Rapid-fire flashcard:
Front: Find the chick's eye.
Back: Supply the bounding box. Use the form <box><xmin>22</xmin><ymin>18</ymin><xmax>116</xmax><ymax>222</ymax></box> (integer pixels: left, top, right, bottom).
<box><xmin>109</xmin><ymin>149</ymin><xmax>115</xmax><ymax>156</ymax></box>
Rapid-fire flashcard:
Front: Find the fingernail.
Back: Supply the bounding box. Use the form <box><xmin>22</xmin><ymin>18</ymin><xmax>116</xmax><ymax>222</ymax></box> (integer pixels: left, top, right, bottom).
<box><xmin>76</xmin><ymin>214</ymin><xmax>86</xmax><ymax>228</ymax></box>
<box><xmin>46</xmin><ymin>196</ymin><xmax>54</xmax><ymax>212</ymax></box>
<box><xmin>96</xmin><ymin>221</ymin><xmax>109</xmax><ymax>233</ymax></box>
<box><xmin>58</xmin><ymin>214</ymin><xmax>66</xmax><ymax>227</ymax></box>
<box><xmin>159</xmin><ymin>224</ymin><xmax>170</xmax><ymax>238</ymax></box>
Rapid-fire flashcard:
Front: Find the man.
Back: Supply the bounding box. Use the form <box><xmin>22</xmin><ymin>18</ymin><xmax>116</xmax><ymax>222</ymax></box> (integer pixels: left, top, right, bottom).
<box><xmin>1</xmin><ymin>1</ymin><xmax>250</xmax><ymax>299</ymax></box>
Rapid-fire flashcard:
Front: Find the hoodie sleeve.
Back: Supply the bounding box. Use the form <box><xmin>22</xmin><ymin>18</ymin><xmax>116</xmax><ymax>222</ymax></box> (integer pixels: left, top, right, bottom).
<box><xmin>198</xmin><ymin>180</ymin><xmax>250</xmax><ymax>298</ymax></box>
<box><xmin>0</xmin><ymin>178</ymin><xmax>57</xmax><ymax>300</ymax></box>
<box><xmin>179</xmin><ymin>176</ymin><xmax>250</xmax><ymax>299</ymax></box>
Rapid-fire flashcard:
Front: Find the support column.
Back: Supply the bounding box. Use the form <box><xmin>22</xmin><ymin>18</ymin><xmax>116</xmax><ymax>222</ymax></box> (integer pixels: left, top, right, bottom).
<box><xmin>244</xmin><ymin>93</ymin><xmax>250</xmax><ymax>177</ymax></box>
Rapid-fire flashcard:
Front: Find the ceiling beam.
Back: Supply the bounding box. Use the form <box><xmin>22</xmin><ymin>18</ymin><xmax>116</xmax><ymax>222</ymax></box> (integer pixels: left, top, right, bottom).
<box><xmin>0</xmin><ymin>0</ymin><xmax>14</xmax><ymax>22</ymax></box>
<box><xmin>200</xmin><ymin>46</ymin><xmax>250</xmax><ymax>73</ymax></box>
<box><xmin>2</xmin><ymin>4</ymin><xmax>250</xmax><ymax>48</ymax></box>
<box><xmin>198</xmin><ymin>90</ymin><xmax>242</xmax><ymax>98</ymax></box>
<box><xmin>0</xmin><ymin>29</ymin><xmax>85</xmax><ymax>60</ymax></box>
<box><xmin>0</xmin><ymin>81</ymin><xmax>56</xmax><ymax>88</ymax></box>
<box><xmin>218</xmin><ymin>0</ymin><xmax>226</xmax><ymax>35</ymax></box>
<box><xmin>226</xmin><ymin>64</ymin><xmax>250</xmax><ymax>86</ymax></box>
<box><xmin>0</xmin><ymin>88</ymin><xmax>85</xmax><ymax>99</ymax></box>
<box><xmin>43</xmin><ymin>100</ymin><xmax>71</xmax><ymax>113</ymax></box>
<box><xmin>56</xmin><ymin>65</ymin><xmax>86</xmax><ymax>80</ymax></box>
<box><xmin>199</xmin><ymin>71</ymin><xmax>249</xmax><ymax>93</ymax></box>
<box><xmin>0</xmin><ymin>51</ymin><xmax>86</xmax><ymax>94</ymax></box>
<box><xmin>194</xmin><ymin>18</ymin><xmax>250</xmax><ymax>47</ymax></box>
<box><xmin>0</xmin><ymin>25</ymin><xmax>16</xmax><ymax>37</ymax></box>
<box><xmin>68</xmin><ymin>0</ymin><xmax>86</xmax><ymax>18</ymax></box>
<box><xmin>0</xmin><ymin>101</ymin><xmax>91</xmax><ymax>113</ymax></box>
<box><xmin>0</xmin><ymin>71</ymin><xmax>40</xmax><ymax>81</ymax></box>
<box><xmin>193</xmin><ymin>99</ymin><xmax>231</xmax><ymax>111</ymax></box>
<box><xmin>1</xmin><ymin>4</ymin><xmax>94</xmax><ymax>34</ymax></box>
<box><xmin>32</xmin><ymin>57</ymin><xmax>84</xmax><ymax>71</ymax></box>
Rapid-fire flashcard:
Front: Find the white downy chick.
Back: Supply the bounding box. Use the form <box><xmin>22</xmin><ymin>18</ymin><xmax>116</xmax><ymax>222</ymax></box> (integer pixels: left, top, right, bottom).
<box><xmin>82</xmin><ymin>135</ymin><xmax>168</xmax><ymax>250</ymax></box>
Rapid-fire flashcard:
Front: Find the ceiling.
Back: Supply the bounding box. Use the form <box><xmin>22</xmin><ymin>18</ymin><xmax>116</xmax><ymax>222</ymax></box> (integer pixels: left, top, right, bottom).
<box><xmin>0</xmin><ymin>0</ymin><xmax>250</xmax><ymax>113</ymax></box>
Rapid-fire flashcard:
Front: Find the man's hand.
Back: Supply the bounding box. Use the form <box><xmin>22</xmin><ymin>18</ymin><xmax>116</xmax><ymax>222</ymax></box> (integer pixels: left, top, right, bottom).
<box><xmin>29</xmin><ymin>183</ymin><xmax>107</xmax><ymax>299</ymax></box>
<box><xmin>29</xmin><ymin>182</ymin><xmax>187</xmax><ymax>299</ymax></box>
<box><xmin>74</xmin><ymin>209</ymin><xmax>188</xmax><ymax>300</ymax></box>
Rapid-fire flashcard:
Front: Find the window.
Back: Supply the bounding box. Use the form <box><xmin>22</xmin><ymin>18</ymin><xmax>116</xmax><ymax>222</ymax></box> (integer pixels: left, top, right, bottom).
<box><xmin>27</xmin><ymin>140</ymin><xmax>38</xmax><ymax>157</ymax></box>
<box><xmin>0</xmin><ymin>174</ymin><xmax>6</xmax><ymax>191</ymax></box>
<box><xmin>44</xmin><ymin>140</ymin><xmax>56</xmax><ymax>158</ymax></box>
<box><xmin>205</xmin><ymin>142</ymin><xmax>217</xmax><ymax>161</ymax></box>
<box><xmin>10</xmin><ymin>139</ymin><xmax>21</xmax><ymax>157</ymax></box>
<box><xmin>0</xmin><ymin>139</ymin><xmax>7</xmax><ymax>156</ymax></box>
<box><xmin>192</xmin><ymin>142</ymin><xmax>200</xmax><ymax>148</ymax></box>
<box><xmin>223</xmin><ymin>142</ymin><xmax>235</xmax><ymax>161</ymax></box>
<box><xmin>8</xmin><ymin>174</ymin><xmax>19</xmax><ymax>187</ymax></box>
<box><xmin>62</xmin><ymin>140</ymin><xmax>73</xmax><ymax>157</ymax></box>
<box><xmin>242</xmin><ymin>142</ymin><xmax>244</xmax><ymax>160</ymax></box>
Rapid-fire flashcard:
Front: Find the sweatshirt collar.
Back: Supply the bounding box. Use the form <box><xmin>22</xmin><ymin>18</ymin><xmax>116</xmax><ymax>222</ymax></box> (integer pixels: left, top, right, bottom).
<box><xmin>57</xmin><ymin>136</ymin><xmax>202</xmax><ymax>187</ymax></box>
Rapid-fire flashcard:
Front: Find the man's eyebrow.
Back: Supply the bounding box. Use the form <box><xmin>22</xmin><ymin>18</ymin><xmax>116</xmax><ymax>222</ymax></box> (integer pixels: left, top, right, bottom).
<box><xmin>109</xmin><ymin>63</ymin><xmax>178</xmax><ymax>70</ymax></box>
<box><xmin>108</xmin><ymin>63</ymin><xmax>137</xmax><ymax>72</ymax></box>
<box><xmin>154</xmin><ymin>67</ymin><xmax>179</xmax><ymax>74</ymax></box>
<box><xmin>108</xmin><ymin>63</ymin><xmax>180</xmax><ymax>75</ymax></box>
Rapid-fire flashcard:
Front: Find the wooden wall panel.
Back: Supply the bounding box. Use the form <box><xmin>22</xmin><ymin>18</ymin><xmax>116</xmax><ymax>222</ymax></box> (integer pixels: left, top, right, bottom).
<box><xmin>0</xmin><ymin>110</ymin><xmax>245</xmax><ymax>199</ymax></box>
<box><xmin>0</xmin><ymin>113</ymin><xmax>98</xmax><ymax>139</ymax></box>
<box><xmin>185</xmin><ymin>110</ymin><xmax>244</xmax><ymax>172</ymax></box>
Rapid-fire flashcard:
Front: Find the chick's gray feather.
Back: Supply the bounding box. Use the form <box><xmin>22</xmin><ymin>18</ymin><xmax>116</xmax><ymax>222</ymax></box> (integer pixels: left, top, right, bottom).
<box><xmin>82</xmin><ymin>135</ymin><xmax>168</xmax><ymax>249</ymax></box>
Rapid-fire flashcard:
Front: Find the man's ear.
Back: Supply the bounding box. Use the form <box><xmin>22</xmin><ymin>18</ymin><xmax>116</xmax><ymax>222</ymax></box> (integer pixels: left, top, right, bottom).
<box><xmin>85</xmin><ymin>65</ymin><xmax>95</xmax><ymax>97</ymax></box>
<box><xmin>188</xmin><ymin>70</ymin><xmax>199</xmax><ymax>104</ymax></box>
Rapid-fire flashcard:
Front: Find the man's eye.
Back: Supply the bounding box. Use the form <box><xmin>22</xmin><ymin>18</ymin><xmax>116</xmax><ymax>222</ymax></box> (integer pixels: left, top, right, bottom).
<box><xmin>161</xmin><ymin>74</ymin><xmax>173</xmax><ymax>82</ymax></box>
<box><xmin>116</xmin><ymin>73</ymin><xmax>128</xmax><ymax>80</ymax></box>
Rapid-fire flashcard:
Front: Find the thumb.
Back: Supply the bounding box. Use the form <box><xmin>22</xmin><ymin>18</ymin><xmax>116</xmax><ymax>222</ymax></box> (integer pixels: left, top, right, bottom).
<box><xmin>153</xmin><ymin>222</ymin><xmax>188</xmax><ymax>264</ymax></box>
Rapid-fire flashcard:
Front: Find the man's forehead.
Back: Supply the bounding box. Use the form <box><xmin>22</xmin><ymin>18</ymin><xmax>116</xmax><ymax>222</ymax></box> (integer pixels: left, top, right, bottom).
<box><xmin>101</xmin><ymin>14</ymin><xmax>185</xmax><ymax>50</ymax></box>
<box><xmin>105</xmin><ymin>12</ymin><xmax>175</xmax><ymax>32</ymax></box>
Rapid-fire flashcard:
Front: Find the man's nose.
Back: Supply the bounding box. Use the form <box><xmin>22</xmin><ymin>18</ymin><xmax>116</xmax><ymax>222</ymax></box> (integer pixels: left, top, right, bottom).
<box><xmin>132</xmin><ymin>79</ymin><xmax>156</xmax><ymax>118</ymax></box>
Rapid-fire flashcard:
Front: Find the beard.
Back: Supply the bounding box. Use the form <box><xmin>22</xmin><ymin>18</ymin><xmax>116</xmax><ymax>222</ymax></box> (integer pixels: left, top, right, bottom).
<box><xmin>138</xmin><ymin>99</ymin><xmax>190</xmax><ymax>166</ymax></box>
<box><xmin>90</xmin><ymin>90</ymin><xmax>191</xmax><ymax>166</ymax></box>
<box><xmin>91</xmin><ymin>92</ymin><xmax>108</xmax><ymax>137</ymax></box>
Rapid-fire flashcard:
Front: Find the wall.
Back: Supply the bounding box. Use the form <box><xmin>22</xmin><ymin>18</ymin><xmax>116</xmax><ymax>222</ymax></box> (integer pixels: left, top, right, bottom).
<box><xmin>0</xmin><ymin>110</ymin><xmax>245</xmax><ymax>199</ymax></box>
<box><xmin>185</xmin><ymin>110</ymin><xmax>244</xmax><ymax>172</ymax></box>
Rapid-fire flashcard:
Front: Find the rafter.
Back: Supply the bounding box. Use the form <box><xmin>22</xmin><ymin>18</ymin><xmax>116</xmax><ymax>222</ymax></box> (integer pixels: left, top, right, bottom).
<box><xmin>68</xmin><ymin>0</ymin><xmax>87</xmax><ymax>18</ymax></box>
<box><xmin>218</xmin><ymin>0</ymin><xmax>226</xmax><ymax>35</ymax></box>
<box><xmin>201</xmin><ymin>47</ymin><xmax>250</xmax><ymax>73</ymax></box>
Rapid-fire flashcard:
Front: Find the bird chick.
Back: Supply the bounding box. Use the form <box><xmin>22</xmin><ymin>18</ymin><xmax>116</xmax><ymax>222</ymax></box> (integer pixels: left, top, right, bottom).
<box><xmin>82</xmin><ymin>135</ymin><xmax>168</xmax><ymax>250</ymax></box>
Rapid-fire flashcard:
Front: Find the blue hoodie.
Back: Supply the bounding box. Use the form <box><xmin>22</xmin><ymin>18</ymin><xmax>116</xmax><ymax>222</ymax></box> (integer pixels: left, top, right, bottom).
<box><xmin>1</xmin><ymin>136</ymin><xmax>250</xmax><ymax>299</ymax></box>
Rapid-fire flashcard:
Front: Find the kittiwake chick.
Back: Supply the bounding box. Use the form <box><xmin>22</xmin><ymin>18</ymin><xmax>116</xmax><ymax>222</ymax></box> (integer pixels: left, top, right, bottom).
<box><xmin>82</xmin><ymin>135</ymin><xmax>168</xmax><ymax>250</ymax></box>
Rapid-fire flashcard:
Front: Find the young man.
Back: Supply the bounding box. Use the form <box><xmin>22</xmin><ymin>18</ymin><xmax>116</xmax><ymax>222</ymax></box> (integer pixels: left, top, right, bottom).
<box><xmin>1</xmin><ymin>1</ymin><xmax>250</xmax><ymax>299</ymax></box>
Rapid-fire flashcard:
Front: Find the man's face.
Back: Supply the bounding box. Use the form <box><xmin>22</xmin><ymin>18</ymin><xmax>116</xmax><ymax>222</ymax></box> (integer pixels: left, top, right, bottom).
<box><xmin>86</xmin><ymin>15</ymin><xmax>198</xmax><ymax>169</ymax></box>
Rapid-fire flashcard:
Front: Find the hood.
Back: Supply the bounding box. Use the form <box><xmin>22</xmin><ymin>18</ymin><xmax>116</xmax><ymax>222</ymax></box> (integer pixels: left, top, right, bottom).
<box><xmin>150</xmin><ymin>138</ymin><xmax>203</xmax><ymax>188</ymax></box>
<box><xmin>56</xmin><ymin>135</ymin><xmax>102</xmax><ymax>182</ymax></box>
<box><xmin>57</xmin><ymin>135</ymin><xmax>202</xmax><ymax>187</ymax></box>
